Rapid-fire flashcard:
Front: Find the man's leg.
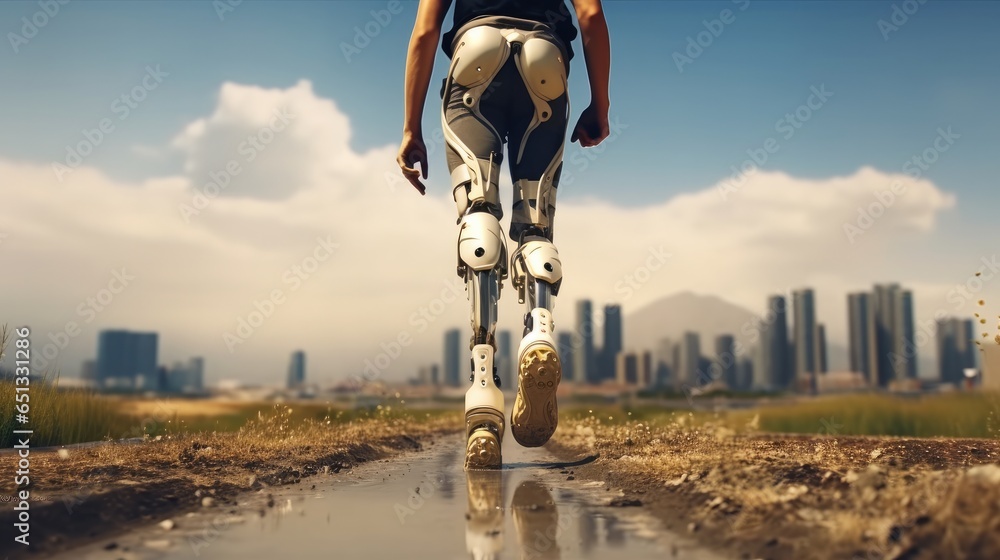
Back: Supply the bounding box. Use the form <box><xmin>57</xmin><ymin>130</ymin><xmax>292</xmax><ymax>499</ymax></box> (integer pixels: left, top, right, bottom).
<box><xmin>441</xmin><ymin>24</ymin><xmax>512</xmax><ymax>469</ymax></box>
<box><xmin>506</xmin><ymin>31</ymin><xmax>570</xmax><ymax>447</ymax></box>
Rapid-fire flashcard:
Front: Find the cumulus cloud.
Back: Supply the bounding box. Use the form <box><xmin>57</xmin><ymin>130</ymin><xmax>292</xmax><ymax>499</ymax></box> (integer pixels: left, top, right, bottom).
<box><xmin>0</xmin><ymin>79</ymin><xmax>972</xmax><ymax>384</ymax></box>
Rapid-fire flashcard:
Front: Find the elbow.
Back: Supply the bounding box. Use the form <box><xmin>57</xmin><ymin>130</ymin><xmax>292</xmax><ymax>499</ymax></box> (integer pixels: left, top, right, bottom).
<box><xmin>411</xmin><ymin>24</ymin><xmax>442</xmax><ymax>46</ymax></box>
<box><xmin>576</xmin><ymin>7</ymin><xmax>605</xmax><ymax>28</ymax></box>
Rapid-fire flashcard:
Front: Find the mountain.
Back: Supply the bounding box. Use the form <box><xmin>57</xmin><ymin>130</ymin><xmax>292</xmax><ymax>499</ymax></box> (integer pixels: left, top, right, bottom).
<box><xmin>621</xmin><ymin>291</ymin><xmax>762</xmax><ymax>355</ymax></box>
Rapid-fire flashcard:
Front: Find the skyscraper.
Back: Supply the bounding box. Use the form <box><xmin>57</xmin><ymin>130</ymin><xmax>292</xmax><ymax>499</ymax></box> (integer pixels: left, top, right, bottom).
<box><xmin>601</xmin><ymin>304</ymin><xmax>623</xmax><ymax>383</ymax></box>
<box><xmin>287</xmin><ymin>350</ymin><xmax>305</xmax><ymax>389</ymax></box>
<box><xmin>640</xmin><ymin>350</ymin><xmax>653</xmax><ymax>388</ymax></box>
<box><xmin>714</xmin><ymin>334</ymin><xmax>738</xmax><ymax>388</ymax></box>
<box><xmin>847</xmin><ymin>292</ymin><xmax>874</xmax><ymax>383</ymax></box>
<box><xmin>654</xmin><ymin>337</ymin><xmax>675</xmax><ymax>388</ymax></box>
<box><xmin>616</xmin><ymin>351</ymin><xmax>638</xmax><ymax>385</ymax></box>
<box><xmin>557</xmin><ymin>331</ymin><xmax>575</xmax><ymax>384</ymax></box>
<box><xmin>444</xmin><ymin>328</ymin><xmax>462</xmax><ymax>387</ymax></box>
<box><xmin>792</xmin><ymin>288</ymin><xmax>818</xmax><ymax>390</ymax></box>
<box><xmin>677</xmin><ymin>331</ymin><xmax>701</xmax><ymax>387</ymax></box>
<box><xmin>816</xmin><ymin>323</ymin><xmax>828</xmax><ymax>373</ymax></box>
<box><xmin>871</xmin><ymin>283</ymin><xmax>918</xmax><ymax>387</ymax></box>
<box><xmin>936</xmin><ymin>317</ymin><xmax>976</xmax><ymax>385</ymax></box>
<box><xmin>760</xmin><ymin>295</ymin><xmax>790</xmax><ymax>390</ymax></box>
<box><xmin>496</xmin><ymin>330</ymin><xmax>513</xmax><ymax>390</ymax></box>
<box><xmin>96</xmin><ymin>329</ymin><xmax>158</xmax><ymax>390</ymax></box>
<box><xmin>574</xmin><ymin>300</ymin><xmax>596</xmax><ymax>384</ymax></box>
<box><xmin>892</xmin><ymin>288</ymin><xmax>917</xmax><ymax>380</ymax></box>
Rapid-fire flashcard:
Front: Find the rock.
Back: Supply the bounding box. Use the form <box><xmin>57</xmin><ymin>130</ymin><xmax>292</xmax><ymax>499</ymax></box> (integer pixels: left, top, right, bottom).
<box><xmin>158</xmin><ymin>519</ymin><xmax>175</xmax><ymax>531</ymax></box>
<box><xmin>966</xmin><ymin>464</ymin><xmax>1000</xmax><ymax>484</ymax></box>
<box><xmin>57</xmin><ymin>449</ymin><xmax>69</xmax><ymax>459</ymax></box>
<box><xmin>708</xmin><ymin>496</ymin><xmax>725</xmax><ymax>509</ymax></box>
<box><xmin>201</xmin><ymin>497</ymin><xmax>215</xmax><ymax>507</ymax></box>
<box><xmin>687</xmin><ymin>522</ymin><xmax>699</xmax><ymax>533</ymax></box>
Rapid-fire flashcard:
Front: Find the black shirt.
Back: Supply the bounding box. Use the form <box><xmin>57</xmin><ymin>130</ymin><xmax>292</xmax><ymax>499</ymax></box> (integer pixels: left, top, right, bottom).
<box><xmin>442</xmin><ymin>0</ymin><xmax>578</xmax><ymax>60</ymax></box>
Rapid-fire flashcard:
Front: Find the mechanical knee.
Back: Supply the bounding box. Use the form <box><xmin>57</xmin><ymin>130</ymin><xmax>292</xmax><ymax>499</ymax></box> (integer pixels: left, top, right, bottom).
<box><xmin>511</xmin><ymin>236</ymin><xmax>562</xmax><ymax>306</ymax></box>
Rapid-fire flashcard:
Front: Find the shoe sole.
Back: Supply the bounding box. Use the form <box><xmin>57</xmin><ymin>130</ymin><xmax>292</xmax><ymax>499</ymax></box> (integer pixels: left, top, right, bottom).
<box><xmin>511</xmin><ymin>344</ymin><xmax>561</xmax><ymax>447</ymax></box>
<box><xmin>465</xmin><ymin>407</ymin><xmax>504</xmax><ymax>470</ymax></box>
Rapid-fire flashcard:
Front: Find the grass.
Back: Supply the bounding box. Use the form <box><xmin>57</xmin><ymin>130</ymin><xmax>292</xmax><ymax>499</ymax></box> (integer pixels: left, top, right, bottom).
<box><xmin>563</xmin><ymin>392</ymin><xmax>1000</xmax><ymax>438</ymax></box>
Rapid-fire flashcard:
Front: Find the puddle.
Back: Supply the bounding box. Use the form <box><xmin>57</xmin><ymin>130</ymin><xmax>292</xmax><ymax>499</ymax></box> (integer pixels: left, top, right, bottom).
<box><xmin>51</xmin><ymin>436</ymin><xmax>726</xmax><ymax>559</ymax></box>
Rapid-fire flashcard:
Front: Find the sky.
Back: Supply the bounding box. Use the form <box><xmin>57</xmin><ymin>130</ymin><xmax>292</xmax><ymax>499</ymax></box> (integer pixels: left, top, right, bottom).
<box><xmin>1</xmin><ymin>0</ymin><xmax>999</xmax><ymax>385</ymax></box>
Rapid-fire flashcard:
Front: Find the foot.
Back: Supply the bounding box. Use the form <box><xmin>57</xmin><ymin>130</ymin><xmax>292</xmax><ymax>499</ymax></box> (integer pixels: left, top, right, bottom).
<box><xmin>511</xmin><ymin>339</ymin><xmax>561</xmax><ymax>447</ymax></box>
<box><xmin>465</xmin><ymin>407</ymin><xmax>504</xmax><ymax>470</ymax></box>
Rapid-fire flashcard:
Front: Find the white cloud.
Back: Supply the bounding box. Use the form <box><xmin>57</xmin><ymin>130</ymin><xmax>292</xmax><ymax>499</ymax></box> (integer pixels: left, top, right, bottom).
<box><xmin>1</xmin><ymin>79</ymin><xmax>982</xmax><ymax>385</ymax></box>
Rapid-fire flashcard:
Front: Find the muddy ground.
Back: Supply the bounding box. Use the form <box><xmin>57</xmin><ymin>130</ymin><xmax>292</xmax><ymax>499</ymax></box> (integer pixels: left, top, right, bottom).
<box><xmin>4</xmin><ymin>411</ymin><xmax>1000</xmax><ymax>559</ymax></box>
<box><xmin>545</xmin><ymin>415</ymin><xmax>1000</xmax><ymax>560</ymax></box>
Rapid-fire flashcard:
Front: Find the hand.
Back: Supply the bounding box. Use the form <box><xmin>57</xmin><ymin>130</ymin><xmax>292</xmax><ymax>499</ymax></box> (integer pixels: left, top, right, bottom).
<box><xmin>570</xmin><ymin>103</ymin><xmax>610</xmax><ymax>147</ymax></box>
<box><xmin>397</xmin><ymin>131</ymin><xmax>428</xmax><ymax>195</ymax></box>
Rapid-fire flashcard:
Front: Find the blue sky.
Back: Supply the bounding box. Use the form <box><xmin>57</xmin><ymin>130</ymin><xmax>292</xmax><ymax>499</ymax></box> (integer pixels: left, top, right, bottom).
<box><xmin>2</xmin><ymin>1</ymin><xmax>999</xmax><ymax>383</ymax></box>
<box><xmin>3</xmin><ymin>0</ymin><xmax>998</xmax><ymax>207</ymax></box>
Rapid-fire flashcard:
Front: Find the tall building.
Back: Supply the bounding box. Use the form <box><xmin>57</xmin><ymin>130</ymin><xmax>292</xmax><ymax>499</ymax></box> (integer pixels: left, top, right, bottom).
<box><xmin>574</xmin><ymin>300</ymin><xmax>596</xmax><ymax>384</ymax></box>
<box><xmin>677</xmin><ymin>331</ymin><xmax>701</xmax><ymax>387</ymax></box>
<box><xmin>615</xmin><ymin>351</ymin><xmax>638</xmax><ymax>385</ymax></box>
<box><xmin>714</xmin><ymin>334</ymin><xmax>737</xmax><ymax>388</ymax></box>
<box><xmin>496</xmin><ymin>330</ymin><xmax>513</xmax><ymax>390</ymax></box>
<box><xmin>287</xmin><ymin>350</ymin><xmax>305</xmax><ymax>389</ymax></box>
<box><xmin>601</xmin><ymin>305</ymin><xmax>623</xmax><ymax>383</ymax></box>
<box><xmin>936</xmin><ymin>317</ymin><xmax>976</xmax><ymax>385</ymax></box>
<box><xmin>760</xmin><ymin>295</ymin><xmax>790</xmax><ymax>390</ymax></box>
<box><xmin>557</xmin><ymin>332</ymin><xmax>576</xmax><ymax>384</ymax></box>
<box><xmin>870</xmin><ymin>283</ymin><xmax>918</xmax><ymax>387</ymax></box>
<box><xmin>847</xmin><ymin>293</ymin><xmax>874</xmax><ymax>383</ymax></box>
<box><xmin>96</xmin><ymin>329</ymin><xmax>158</xmax><ymax>390</ymax></box>
<box><xmin>892</xmin><ymin>288</ymin><xmax>917</xmax><ymax>380</ymax></box>
<box><xmin>737</xmin><ymin>357</ymin><xmax>754</xmax><ymax>391</ymax></box>
<box><xmin>792</xmin><ymin>289</ymin><xmax>818</xmax><ymax>390</ymax></box>
<box><xmin>430</xmin><ymin>364</ymin><xmax>440</xmax><ymax>386</ymax></box>
<box><xmin>640</xmin><ymin>350</ymin><xmax>653</xmax><ymax>388</ymax></box>
<box><xmin>654</xmin><ymin>338</ymin><xmax>675</xmax><ymax>388</ymax></box>
<box><xmin>816</xmin><ymin>324</ymin><xmax>828</xmax><ymax>373</ymax></box>
<box><xmin>444</xmin><ymin>328</ymin><xmax>462</xmax><ymax>387</ymax></box>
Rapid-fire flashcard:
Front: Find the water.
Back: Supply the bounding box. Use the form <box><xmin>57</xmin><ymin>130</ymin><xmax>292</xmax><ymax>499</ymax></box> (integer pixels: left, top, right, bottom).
<box><xmin>51</xmin><ymin>436</ymin><xmax>725</xmax><ymax>559</ymax></box>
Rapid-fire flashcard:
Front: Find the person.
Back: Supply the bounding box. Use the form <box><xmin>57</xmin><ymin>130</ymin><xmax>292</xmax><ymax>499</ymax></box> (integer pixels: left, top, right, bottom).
<box><xmin>398</xmin><ymin>0</ymin><xmax>611</xmax><ymax>469</ymax></box>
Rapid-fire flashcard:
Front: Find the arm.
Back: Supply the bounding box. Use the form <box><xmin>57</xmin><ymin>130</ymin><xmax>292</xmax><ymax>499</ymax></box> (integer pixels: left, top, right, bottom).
<box><xmin>570</xmin><ymin>0</ymin><xmax>611</xmax><ymax>146</ymax></box>
<box><xmin>398</xmin><ymin>0</ymin><xmax>452</xmax><ymax>194</ymax></box>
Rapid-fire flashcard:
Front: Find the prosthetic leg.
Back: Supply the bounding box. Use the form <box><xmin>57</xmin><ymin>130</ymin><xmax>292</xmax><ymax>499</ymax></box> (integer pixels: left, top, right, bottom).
<box><xmin>443</xmin><ymin>21</ymin><xmax>570</xmax><ymax>464</ymax></box>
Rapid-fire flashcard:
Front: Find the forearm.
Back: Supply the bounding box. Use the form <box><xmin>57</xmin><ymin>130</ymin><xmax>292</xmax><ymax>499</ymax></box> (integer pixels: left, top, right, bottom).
<box><xmin>577</xmin><ymin>11</ymin><xmax>611</xmax><ymax>111</ymax></box>
<box><xmin>403</xmin><ymin>29</ymin><xmax>440</xmax><ymax>135</ymax></box>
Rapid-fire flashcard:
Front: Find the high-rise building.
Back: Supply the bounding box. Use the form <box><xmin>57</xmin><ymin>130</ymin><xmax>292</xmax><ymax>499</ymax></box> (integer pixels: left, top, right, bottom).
<box><xmin>792</xmin><ymin>289</ymin><xmax>818</xmax><ymax>390</ymax></box>
<box><xmin>714</xmin><ymin>334</ymin><xmax>737</xmax><ymax>388</ymax></box>
<box><xmin>892</xmin><ymin>289</ymin><xmax>917</xmax><ymax>380</ymax></box>
<box><xmin>557</xmin><ymin>331</ymin><xmax>575</xmax><ymax>385</ymax></box>
<box><xmin>287</xmin><ymin>350</ymin><xmax>305</xmax><ymax>389</ymax></box>
<box><xmin>760</xmin><ymin>295</ymin><xmax>790</xmax><ymax>390</ymax></box>
<box><xmin>737</xmin><ymin>357</ymin><xmax>754</xmax><ymax>391</ymax></box>
<box><xmin>167</xmin><ymin>357</ymin><xmax>205</xmax><ymax>394</ymax></box>
<box><xmin>816</xmin><ymin>324</ymin><xmax>828</xmax><ymax>373</ymax></box>
<box><xmin>640</xmin><ymin>350</ymin><xmax>653</xmax><ymax>388</ymax></box>
<box><xmin>870</xmin><ymin>283</ymin><xmax>918</xmax><ymax>386</ymax></box>
<box><xmin>847</xmin><ymin>293</ymin><xmax>874</xmax><ymax>383</ymax></box>
<box><xmin>601</xmin><ymin>305</ymin><xmax>623</xmax><ymax>383</ymax></box>
<box><xmin>654</xmin><ymin>338</ymin><xmax>675</xmax><ymax>388</ymax></box>
<box><xmin>677</xmin><ymin>331</ymin><xmax>701</xmax><ymax>387</ymax></box>
<box><xmin>615</xmin><ymin>351</ymin><xmax>638</xmax><ymax>385</ymax></box>
<box><xmin>430</xmin><ymin>364</ymin><xmax>440</xmax><ymax>386</ymax></box>
<box><xmin>574</xmin><ymin>300</ymin><xmax>596</xmax><ymax>384</ymax></box>
<box><xmin>936</xmin><ymin>317</ymin><xmax>976</xmax><ymax>385</ymax></box>
<box><xmin>496</xmin><ymin>330</ymin><xmax>513</xmax><ymax>390</ymax></box>
<box><xmin>444</xmin><ymin>328</ymin><xmax>462</xmax><ymax>387</ymax></box>
<box><xmin>96</xmin><ymin>329</ymin><xmax>158</xmax><ymax>390</ymax></box>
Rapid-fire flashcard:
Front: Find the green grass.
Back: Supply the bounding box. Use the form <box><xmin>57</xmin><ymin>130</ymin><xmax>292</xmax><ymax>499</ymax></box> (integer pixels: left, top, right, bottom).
<box><xmin>563</xmin><ymin>392</ymin><xmax>1000</xmax><ymax>438</ymax></box>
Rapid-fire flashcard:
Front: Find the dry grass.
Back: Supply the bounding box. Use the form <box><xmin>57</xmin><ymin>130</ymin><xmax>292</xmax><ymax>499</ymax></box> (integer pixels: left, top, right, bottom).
<box><xmin>552</xmin><ymin>412</ymin><xmax>1000</xmax><ymax>560</ymax></box>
